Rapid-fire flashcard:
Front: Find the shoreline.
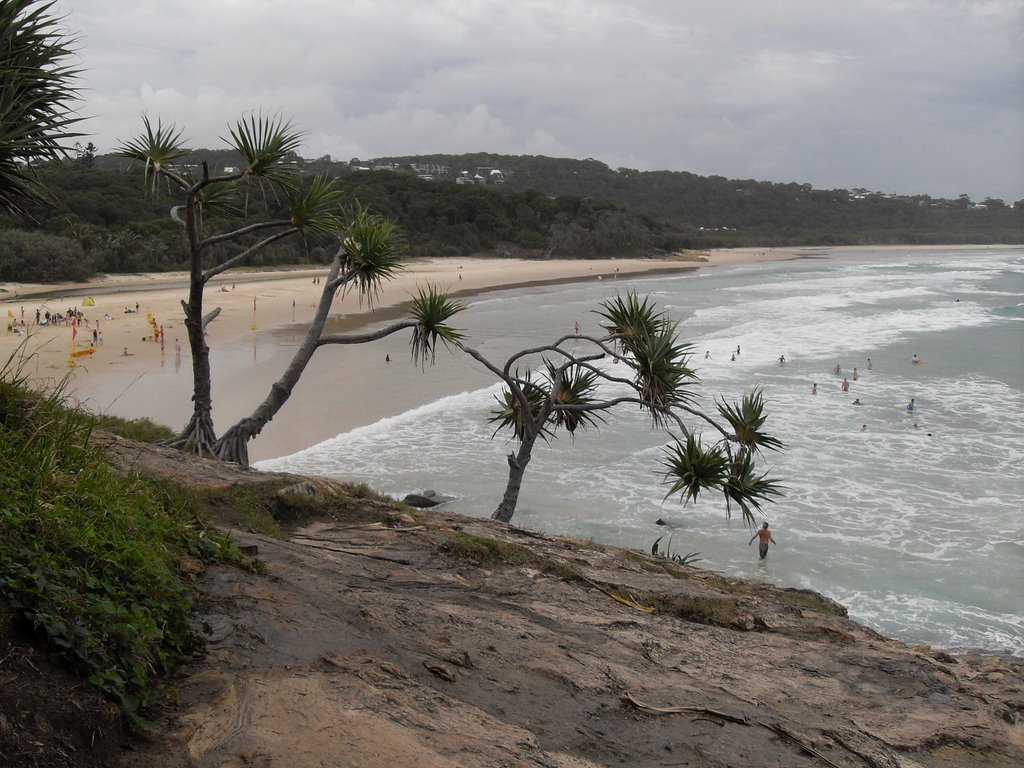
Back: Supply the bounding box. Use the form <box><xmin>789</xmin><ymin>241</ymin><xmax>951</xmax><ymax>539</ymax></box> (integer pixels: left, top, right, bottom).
<box><xmin>1</xmin><ymin>244</ymin><xmax>1009</xmax><ymax>460</ymax></box>
<box><xmin>0</xmin><ymin>250</ymin><xmax>781</xmax><ymax>460</ymax></box>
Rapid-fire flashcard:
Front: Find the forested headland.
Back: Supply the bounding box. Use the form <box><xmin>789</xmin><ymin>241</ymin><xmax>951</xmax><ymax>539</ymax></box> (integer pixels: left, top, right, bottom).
<box><xmin>2</xmin><ymin>147</ymin><xmax>1020</xmax><ymax>283</ymax></box>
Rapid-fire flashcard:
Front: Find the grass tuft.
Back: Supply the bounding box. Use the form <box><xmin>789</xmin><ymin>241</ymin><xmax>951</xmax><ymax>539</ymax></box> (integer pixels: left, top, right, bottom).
<box><xmin>440</xmin><ymin>532</ymin><xmax>579</xmax><ymax>580</ymax></box>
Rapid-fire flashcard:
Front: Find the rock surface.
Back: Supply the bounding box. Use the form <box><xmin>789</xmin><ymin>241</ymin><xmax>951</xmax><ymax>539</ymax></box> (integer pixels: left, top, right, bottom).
<box><xmin>46</xmin><ymin>436</ymin><xmax>1024</xmax><ymax>765</ymax></box>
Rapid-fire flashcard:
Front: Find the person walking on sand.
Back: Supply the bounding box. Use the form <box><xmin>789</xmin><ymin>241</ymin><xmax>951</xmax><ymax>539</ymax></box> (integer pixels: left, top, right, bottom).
<box><xmin>749</xmin><ymin>522</ymin><xmax>776</xmax><ymax>560</ymax></box>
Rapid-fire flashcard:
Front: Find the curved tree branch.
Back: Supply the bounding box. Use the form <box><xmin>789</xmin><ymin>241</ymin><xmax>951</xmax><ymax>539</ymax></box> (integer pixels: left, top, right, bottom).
<box><xmin>316</xmin><ymin>320</ymin><xmax>418</xmax><ymax>347</ymax></box>
<box><xmin>199</xmin><ymin>219</ymin><xmax>295</xmax><ymax>252</ymax></box>
<box><xmin>201</xmin><ymin>228</ymin><xmax>297</xmax><ymax>284</ymax></box>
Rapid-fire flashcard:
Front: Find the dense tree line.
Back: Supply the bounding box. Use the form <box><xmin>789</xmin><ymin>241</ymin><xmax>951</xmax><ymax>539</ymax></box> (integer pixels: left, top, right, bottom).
<box><xmin>0</xmin><ymin>149</ymin><xmax>1019</xmax><ymax>283</ymax></box>
<box><xmin>375</xmin><ymin>152</ymin><xmax>1022</xmax><ymax>245</ymax></box>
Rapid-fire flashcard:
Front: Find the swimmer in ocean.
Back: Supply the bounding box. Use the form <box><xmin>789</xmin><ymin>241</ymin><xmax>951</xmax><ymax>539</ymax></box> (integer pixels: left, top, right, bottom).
<box><xmin>907</xmin><ymin>398</ymin><xmax>916</xmax><ymax>412</ymax></box>
<box><xmin>749</xmin><ymin>522</ymin><xmax>777</xmax><ymax>559</ymax></box>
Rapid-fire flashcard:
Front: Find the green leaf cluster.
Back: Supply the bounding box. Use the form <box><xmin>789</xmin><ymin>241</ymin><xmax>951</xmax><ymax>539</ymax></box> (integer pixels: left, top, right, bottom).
<box><xmin>0</xmin><ymin>0</ymin><xmax>83</xmax><ymax>216</ymax></box>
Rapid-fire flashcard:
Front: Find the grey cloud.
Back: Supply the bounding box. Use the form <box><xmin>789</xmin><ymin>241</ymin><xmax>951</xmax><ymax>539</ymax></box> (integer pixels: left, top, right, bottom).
<box><xmin>64</xmin><ymin>0</ymin><xmax>1021</xmax><ymax>202</ymax></box>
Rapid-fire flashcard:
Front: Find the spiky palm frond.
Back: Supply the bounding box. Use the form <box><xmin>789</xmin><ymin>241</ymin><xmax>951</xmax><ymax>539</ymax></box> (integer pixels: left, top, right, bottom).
<box><xmin>340</xmin><ymin>205</ymin><xmax>403</xmax><ymax>306</ymax></box>
<box><xmin>0</xmin><ymin>0</ymin><xmax>84</xmax><ymax>216</ymax></box>
<box><xmin>544</xmin><ymin>360</ymin><xmax>605</xmax><ymax>435</ymax></box>
<box><xmin>720</xmin><ymin>451</ymin><xmax>784</xmax><ymax>526</ymax></box>
<box><xmin>115</xmin><ymin>115</ymin><xmax>187</xmax><ymax>195</ymax></box>
<box><xmin>628</xmin><ymin>324</ymin><xmax>698</xmax><ymax>425</ymax></box>
<box><xmin>224</xmin><ymin>112</ymin><xmax>304</xmax><ymax>182</ymax></box>
<box><xmin>716</xmin><ymin>389</ymin><xmax>784</xmax><ymax>455</ymax></box>
<box><xmin>594</xmin><ymin>290</ymin><xmax>667</xmax><ymax>342</ymax></box>
<box><xmin>488</xmin><ymin>369</ymin><xmax>550</xmax><ymax>443</ymax></box>
<box><xmin>194</xmin><ymin>178</ymin><xmax>243</xmax><ymax>222</ymax></box>
<box><xmin>284</xmin><ymin>174</ymin><xmax>343</xmax><ymax>235</ymax></box>
<box><xmin>661</xmin><ymin>433</ymin><xmax>730</xmax><ymax>504</ymax></box>
<box><xmin>408</xmin><ymin>284</ymin><xmax>467</xmax><ymax>368</ymax></box>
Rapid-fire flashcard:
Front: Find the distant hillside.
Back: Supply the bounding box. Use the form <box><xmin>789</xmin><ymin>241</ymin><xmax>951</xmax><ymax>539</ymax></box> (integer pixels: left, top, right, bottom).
<box><xmin>364</xmin><ymin>152</ymin><xmax>1022</xmax><ymax>246</ymax></box>
<box><xmin>1</xmin><ymin>149</ymin><xmax>1019</xmax><ymax>283</ymax></box>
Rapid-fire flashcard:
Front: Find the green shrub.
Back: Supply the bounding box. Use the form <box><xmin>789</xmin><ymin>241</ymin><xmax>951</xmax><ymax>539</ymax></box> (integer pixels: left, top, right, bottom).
<box><xmin>0</xmin><ymin>357</ymin><xmax>244</xmax><ymax>720</ymax></box>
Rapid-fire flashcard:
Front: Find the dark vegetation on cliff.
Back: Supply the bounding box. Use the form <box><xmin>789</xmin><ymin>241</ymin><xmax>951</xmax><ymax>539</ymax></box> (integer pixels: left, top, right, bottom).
<box><xmin>2</xmin><ymin>149</ymin><xmax>1020</xmax><ymax>283</ymax></box>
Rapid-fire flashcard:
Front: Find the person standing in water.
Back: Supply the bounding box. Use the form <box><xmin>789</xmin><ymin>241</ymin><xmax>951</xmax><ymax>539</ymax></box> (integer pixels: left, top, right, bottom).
<box><xmin>749</xmin><ymin>522</ymin><xmax>777</xmax><ymax>559</ymax></box>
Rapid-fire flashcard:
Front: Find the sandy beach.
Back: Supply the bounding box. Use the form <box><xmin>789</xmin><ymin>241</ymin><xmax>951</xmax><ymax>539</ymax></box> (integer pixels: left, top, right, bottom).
<box><xmin>1</xmin><ymin>249</ymin><xmax>798</xmax><ymax>461</ymax></box>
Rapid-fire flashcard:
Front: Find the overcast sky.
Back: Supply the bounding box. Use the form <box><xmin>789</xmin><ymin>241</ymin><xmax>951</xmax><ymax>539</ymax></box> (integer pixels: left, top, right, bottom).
<box><xmin>62</xmin><ymin>0</ymin><xmax>1021</xmax><ymax>202</ymax></box>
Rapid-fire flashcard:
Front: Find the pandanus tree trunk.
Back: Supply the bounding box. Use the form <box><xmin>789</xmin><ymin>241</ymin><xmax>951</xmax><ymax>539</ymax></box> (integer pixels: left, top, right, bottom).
<box><xmin>166</xmin><ymin>273</ymin><xmax>218</xmax><ymax>455</ymax></box>
<box><xmin>491</xmin><ymin>428</ymin><xmax>541</xmax><ymax>523</ymax></box>
<box><xmin>213</xmin><ymin>261</ymin><xmax>342</xmax><ymax>466</ymax></box>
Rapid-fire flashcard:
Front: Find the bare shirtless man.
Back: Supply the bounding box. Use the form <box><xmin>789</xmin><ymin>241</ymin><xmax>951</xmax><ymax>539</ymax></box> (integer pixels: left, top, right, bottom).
<box><xmin>749</xmin><ymin>522</ymin><xmax>777</xmax><ymax>560</ymax></box>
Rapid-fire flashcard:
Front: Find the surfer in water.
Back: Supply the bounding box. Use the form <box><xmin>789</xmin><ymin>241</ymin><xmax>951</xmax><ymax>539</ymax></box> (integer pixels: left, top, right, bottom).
<box><xmin>749</xmin><ymin>522</ymin><xmax>777</xmax><ymax>560</ymax></box>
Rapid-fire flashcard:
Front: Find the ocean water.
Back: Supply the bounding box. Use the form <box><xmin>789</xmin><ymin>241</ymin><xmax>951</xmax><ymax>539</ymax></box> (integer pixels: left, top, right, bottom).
<box><xmin>258</xmin><ymin>247</ymin><xmax>1024</xmax><ymax>657</ymax></box>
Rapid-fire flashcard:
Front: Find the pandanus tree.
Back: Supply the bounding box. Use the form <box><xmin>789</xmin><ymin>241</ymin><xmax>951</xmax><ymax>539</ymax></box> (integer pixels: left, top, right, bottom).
<box><xmin>458</xmin><ymin>291</ymin><xmax>782</xmax><ymax>524</ymax></box>
<box><xmin>117</xmin><ymin>115</ymin><xmax>465</xmax><ymax>461</ymax></box>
